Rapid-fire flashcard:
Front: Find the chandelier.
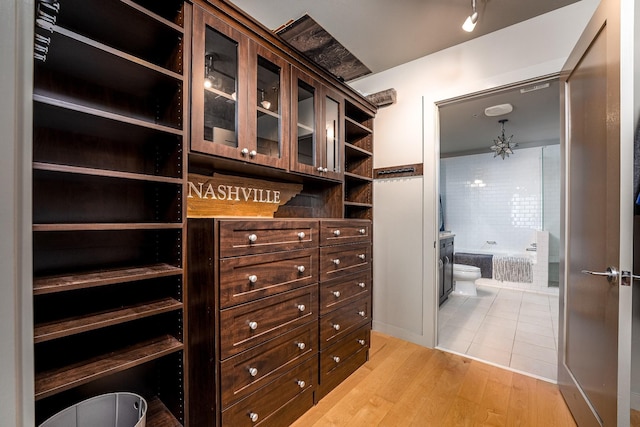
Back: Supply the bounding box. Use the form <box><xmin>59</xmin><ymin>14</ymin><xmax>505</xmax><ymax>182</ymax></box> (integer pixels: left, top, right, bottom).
<box><xmin>490</xmin><ymin>119</ymin><xmax>515</xmax><ymax>159</ymax></box>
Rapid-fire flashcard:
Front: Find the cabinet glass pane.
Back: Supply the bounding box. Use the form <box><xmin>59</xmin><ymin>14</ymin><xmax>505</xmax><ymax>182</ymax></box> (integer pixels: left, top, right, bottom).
<box><xmin>297</xmin><ymin>79</ymin><xmax>315</xmax><ymax>166</ymax></box>
<box><xmin>256</xmin><ymin>56</ymin><xmax>281</xmax><ymax>158</ymax></box>
<box><xmin>203</xmin><ymin>26</ymin><xmax>238</xmax><ymax>147</ymax></box>
<box><xmin>325</xmin><ymin>96</ymin><xmax>340</xmax><ymax>172</ymax></box>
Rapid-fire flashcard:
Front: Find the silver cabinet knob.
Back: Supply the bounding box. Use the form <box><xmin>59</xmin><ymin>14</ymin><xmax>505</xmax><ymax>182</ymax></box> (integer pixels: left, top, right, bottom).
<box><xmin>248</xmin><ymin>233</ymin><xmax>257</xmax><ymax>243</ymax></box>
<box><xmin>358</xmin><ymin>339</ymin><xmax>366</xmax><ymax>346</ymax></box>
<box><xmin>323</xmin><ymin>167</ymin><xmax>328</xmax><ymax>173</ymax></box>
<box><xmin>358</xmin><ymin>310</ymin><xmax>366</xmax><ymax>317</ymax></box>
<box><xmin>249</xmin><ymin>412</ymin><xmax>259</xmax><ymax>423</ymax></box>
<box><xmin>332</xmin><ymin>291</ymin><xmax>341</xmax><ymax>298</ymax></box>
<box><xmin>297</xmin><ymin>342</ymin><xmax>306</xmax><ymax>350</ymax></box>
<box><xmin>333</xmin><ymin>259</ymin><xmax>341</xmax><ymax>265</ymax></box>
<box><xmin>333</xmin><ymin>230</ymin><xmax>341</xmax><ymax>237</ymax></box>
<box><xmin>297</xmin><ymin>380</ymin><xmax>306</xmax><ymax>388</ymax></box>
<box><xmin>332</xmin><ymin>324</ymin><xmax>340</xmax><ymax>331</ymax></box>
<box><xmin>317</xmin><ymin>166</ymin><xmax>324</xmax><ymax>172</ymax></box>
<box><xmin>358</xmin><ymin>282</ymin><xmax>366</xmax><ymax>288</ymax></box>
<box><xmin>249</xmin><ymin>150</ymin><xmax>257</xmax><ymax>157</ymax></box>
<box><xmin>248</xmin><ymin>321</ymin><xmax>258</xmax><ymax>330</ymax></box>
<box><xmin>297</xmin><ymin>304</ymin><xmax>306</xmax><ymax>312</ymax></box>
<box><xmin>297</xmin><ymin>231</ymin><xmax>305</xmax><ymax>239</ymax></box>
<box><xmin>241</xmin><ymin>148</ymin><xmax>249</xmax><ymax>155</ymax></box>
<box><xmin>248</xmin><ymin>367</ymin><xmax>258</xmax><ymax>377</ymax></box>
<box><xmin>248</xmin><ymin>275</ymin><xmax>258</xmax><ymax>284</ymax></box>
<box><xmin>358</xmin><ymin>254</ymin><xmax>366</xmax><ymax>260</ymax></box>
<box><xmin>359</xmin><ymin>228</ymin><xmax>366</xmax><ymax>235</ymax></box>
<box><xmin>333</xmin><ymin>356</ymin><xmax>340</xmax><ymax>363</ymax></box>
<box><xmin>297</xmin><ymin>265</ymin><xmax>305</xmax><ymax>273</ymax></box>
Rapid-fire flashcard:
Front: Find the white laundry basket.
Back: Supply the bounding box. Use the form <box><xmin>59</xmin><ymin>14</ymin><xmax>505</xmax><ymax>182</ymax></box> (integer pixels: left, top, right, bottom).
<box><xmin>39</xmin><ymin>392</ymin><xmax>147</xmax><ymax>427</ymax></box>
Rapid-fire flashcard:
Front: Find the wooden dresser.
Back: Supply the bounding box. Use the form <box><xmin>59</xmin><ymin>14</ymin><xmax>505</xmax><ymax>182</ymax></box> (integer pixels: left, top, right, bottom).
<box><xmin>187</xmin><ymin>218</ymin><xmax>372</xmax><ymax>425</ymax></box>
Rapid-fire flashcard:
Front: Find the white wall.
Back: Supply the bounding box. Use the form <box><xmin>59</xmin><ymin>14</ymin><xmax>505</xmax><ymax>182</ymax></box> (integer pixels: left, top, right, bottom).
<box><xmin>351</xmin><ymin>0</ymin><xmax>600</xmax><ymax>347</ymax></box>
<box><xmin>1</xmin><ymin>0</ymin><xmax>34</xmax><ymax>425</ymax></box>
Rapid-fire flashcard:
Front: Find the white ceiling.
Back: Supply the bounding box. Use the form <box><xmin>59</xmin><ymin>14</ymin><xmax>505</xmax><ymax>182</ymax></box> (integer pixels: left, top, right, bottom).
<box><xmin>229</xmin><ymin>0</ymin><xmax>574</xmax><ymax>156</ymax></box>
<box><xmin>229</xmin><ymin>0</ymin><xmax>581</xmax><ymax>76</ymax></box>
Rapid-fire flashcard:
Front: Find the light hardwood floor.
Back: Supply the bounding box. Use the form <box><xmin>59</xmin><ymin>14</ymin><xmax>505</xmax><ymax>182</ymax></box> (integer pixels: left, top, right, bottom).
<box><xmin>292</xmin><ymin>331</ymin><xmax>577</xmax><ymax>426</ymax></box>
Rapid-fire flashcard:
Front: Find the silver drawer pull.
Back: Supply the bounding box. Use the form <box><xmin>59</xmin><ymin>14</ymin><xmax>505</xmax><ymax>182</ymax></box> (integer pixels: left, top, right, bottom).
<box><xmin>358</xmin><ymin>282</ymin><xmax>366</xmax><ymax>288</ymax></box>
<box><xmin>358</xmin><ymin>310</ymin><xmax>366</xmax><ymax>317</ymax></box>
<box><xmin>317</xmin><ymin>166</ymin><xmax>324</xmax><ymax>172</ymax></box>
<box><xmin>333</xmin><ymin>259</ymin><xmax>341</xmax><ymax>265</ymax></box>
<box><xmin>297</xmin><ymin>304</ymin><xmax>306</xmax><ymax>312</ymax></box>
<box><xmin>297</xmin><ymin>380</ymin><xmax>306</xmax><ymax>388</ymax></box>
<box><xmin>358</xmin><ymin>339</ymin><xmax>366</xmax><ymax>346</ymax></box>
<box><xmin>241</xmin><ymin>148</ymin><xmax>249</xmax><ymax>155</ymax></box>
<box><xmin>248</xmin><ymin>275</ymin><xmax>258</xmax><ymax>284</ymax></box>
<box><xmin>333</xmin><ymin>230</ymin><xmax>341</xmax><ymax>237</ymax></box>
<box><xmin>332</xmin><ymin>291</ymin><xmax>341</xmax><ymax>298</ymax></box>
<box><xmin>248</xmin><ymin>321</ymin><xmax>258</xmax><ymax>330</ymax></box>
<box><xmin>297</xmin><ymin>342</ymin><xmax>306</xmax><ymax>350</ymax></box>
<box><xmin>248</xmin><ymin>233</ymin><xmax>258</xmax><ymax>243</ymax></box>
<box><xmin>297</xmin><ymin>231</ymin><xmax>306</xmax><ymax>239</ymax></box>
<box><xmin>333</xmin><ymin>356</ymin><xmax>341</xmax><ymax>363</ymax></box>
<box><xmin>333</xmin><ymin>324</ymin><xmax>340</xmax><ymax>331</ymax></box>
<box><xmin>358</xmin><ymin>254</ymin><xmax>366</xmax><ymax>260</ymax></box>
<box><xmin>359</xmin><ymin>228</ymin><xmax>366</xmax><ymax>235</ymax></box>
<box><xmin>249</xmin><ymin>150</ymin><xmax>257</xmax><ymax>157</ymax></box>
<box><xmin>248</xmin><ymin>367</ymin><xmax>258</xmax><ymax>377</ymax></box>
<box><xmin>297</xmin><ymin>265</ymin><xmax>306</xmax><ymax>273</ymax></box>
<box><xmin>249</xmin><ymin>412</ymin><xmax>259</xmax><ymax>423</ymax></box>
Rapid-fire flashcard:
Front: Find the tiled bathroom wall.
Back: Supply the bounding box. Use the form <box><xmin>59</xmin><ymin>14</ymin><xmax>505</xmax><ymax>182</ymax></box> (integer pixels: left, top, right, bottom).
<box><xmin>440</xmin><ymin>145</ymin><xmax>561</xmax><ymax>288</ymax></box>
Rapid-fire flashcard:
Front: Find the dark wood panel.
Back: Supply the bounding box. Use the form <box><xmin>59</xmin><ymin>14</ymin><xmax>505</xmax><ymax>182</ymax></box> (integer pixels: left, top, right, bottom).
<box><xmin>219</xmin><ymin>285</ymin><xmax>318</xmax><ymax>359</ymax></box>
<box><xmin>319</xmin><ymin>242</ymin><xmax>371</xmax><ymax>282</ymax></box>
<box><xmin>221</xmin><ymin>356</ymin><xmax>316</xmax><ymax>427</ymax></box>
<box><xmin>220</xmin><ymin>322</ymin><xmax>317</xmax><ymax>408</ymax></box>
<box><xmin>146</xmin><ymin>397</ymin><xmax>183</xmax><ymax>427</ymax></box>
<box><xmin>320</xmin><ymin>270</ymin><xmax>371</xmax><ymax>315</ymax></box>
<box><xmin>319</xmin><ymin>299</ymin><xmax>371</xmax><ymax>348</ymax></box>
<box><xmin>219</xmin><ymin>248</ymin><xmax>318</xmax><ymax>308</ymax></box>
<box><xmin>186</xmin><ymin>219</ymin><xmax>217</xmax><ymax>427</ymax></box>
<box><xmin>218</xmin><ymin>219</ymin><xmax>318</xmax><ymax>257</ymax></box>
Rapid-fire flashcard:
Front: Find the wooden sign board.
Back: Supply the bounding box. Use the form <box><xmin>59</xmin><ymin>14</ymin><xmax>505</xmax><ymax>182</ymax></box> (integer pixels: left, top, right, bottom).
<box><xmin>187</xmin><ymin>173</ymin><xmax>303</xmax><ymax>218</ymax></box>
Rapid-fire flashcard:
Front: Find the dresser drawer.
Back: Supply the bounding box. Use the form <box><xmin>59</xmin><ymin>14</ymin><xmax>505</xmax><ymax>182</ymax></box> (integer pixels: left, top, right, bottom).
<box><xmin>317</xmin><ymin>325</ymin><xmax>370</xmax><ymax>401</ymax></box>
<box><xmin>222</xmin><ymin>356</ymin><xmax>316</xmax><ymax>427</ymax></box>
<box><xmin>221</xmin><ymin>322</ymin><xmax>317</xmax><ymax>408</ymax></box>
<box><xmin>220</xmin><ymin>285</ymin><xmax>318</xmax><ymax>359</ymax></box>
<box><xmin>218</xmin><ymin>220</ymin><xmax>318</xmax><ymax>257</ymax></box>
<box><xmin>320</xmin><ymin>242</ymin><xmax>371</xmax><ymax>282</ymax></box>
<box><xmin>219</xmin><ymin>248</ymin><xmax>318</xmax><ymax>308</ymax></box>
<box><xmin>320</xmin><ymin>219</ymin><xmax>371</xmax><ymax>246</ymax></box>
<box><xmin>319</xmin><ymin>298</ymin><xmax>371</xmax><ymax>347</ymax></box>
<box><xmin>320</xmin><ymin>270</ymin><xmax>371</xmax><ymax>315</ymax></box>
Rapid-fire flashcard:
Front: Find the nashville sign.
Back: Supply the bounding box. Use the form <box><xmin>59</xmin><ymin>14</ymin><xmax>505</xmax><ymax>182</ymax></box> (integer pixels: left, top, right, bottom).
<box><xmin>187</xmin><ymin>173</ymin><xmax>303</xmax><ymax>218</ymax></box>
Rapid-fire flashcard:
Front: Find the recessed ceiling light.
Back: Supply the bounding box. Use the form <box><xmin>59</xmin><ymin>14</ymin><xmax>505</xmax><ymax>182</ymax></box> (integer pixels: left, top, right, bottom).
<box><xmin>484</xmin><ymin>103</ymin><xmax>513</xmax><ymax>117</ymax></box>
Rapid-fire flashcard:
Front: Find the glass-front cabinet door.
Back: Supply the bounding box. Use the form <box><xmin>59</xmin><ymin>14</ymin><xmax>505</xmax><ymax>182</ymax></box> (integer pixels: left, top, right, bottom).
<box><xmin>192</xmin><ymin>7</ymin><xmax>289</xmax><ymax>170</ymax></box>
<box><xmin>246</xmin><ymin>42</ymin><xmax>289</xmax><ymax>169</ymax></box>
<box><xmin>291</xmin><ymin>68</ymin><xmax>343</xmax><ymax>180</ymax></box>
<box><xmin>192</xmin><ymin>7</ymin><xmax>248</xmax><ymax>159</ymax></box>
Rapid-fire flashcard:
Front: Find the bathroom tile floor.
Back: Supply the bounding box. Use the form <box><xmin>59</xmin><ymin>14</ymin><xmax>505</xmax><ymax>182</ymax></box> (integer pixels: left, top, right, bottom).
<box><xmin>437</xmin><ymin>282</ymin><xmax>559</xmax><ymax>382</ymax></box>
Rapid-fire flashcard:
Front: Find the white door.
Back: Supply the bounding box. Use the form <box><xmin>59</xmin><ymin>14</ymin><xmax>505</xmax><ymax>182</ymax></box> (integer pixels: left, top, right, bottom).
<box><xmin>558</xmin><ymin>0</ymin><xmax>632</xmax><ymax>425</ymax></box>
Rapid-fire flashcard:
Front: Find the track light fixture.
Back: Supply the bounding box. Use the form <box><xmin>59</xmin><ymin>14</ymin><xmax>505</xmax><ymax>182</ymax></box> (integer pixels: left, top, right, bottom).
<box><xmin>462</xmin><ymin>0</ymin><xmax>478</xmax><ymax>32</ymax></box>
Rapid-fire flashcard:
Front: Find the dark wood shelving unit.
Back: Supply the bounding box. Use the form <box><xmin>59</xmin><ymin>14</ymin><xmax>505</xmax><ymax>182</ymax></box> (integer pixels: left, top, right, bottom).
<box><xmin>32</xmin><ymin>0</ymin><xmax>188</xmax><ymax>424</ymax></box>
<box><xmin>344</xmin><ymin>101</ymin><xmax>374</xmax><ymax>220</ymax></box>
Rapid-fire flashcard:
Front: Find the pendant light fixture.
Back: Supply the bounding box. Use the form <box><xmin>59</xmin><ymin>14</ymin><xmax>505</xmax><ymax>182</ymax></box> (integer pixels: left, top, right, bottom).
<box><xmin>490</xmin><ymin>119</ymin><xmax>516</xmax><ymax>159</ymax></box>
<box><xmin>462</xmin><ymin>0</ymin><xmax>478</xmax><ymax>32</ymax></box>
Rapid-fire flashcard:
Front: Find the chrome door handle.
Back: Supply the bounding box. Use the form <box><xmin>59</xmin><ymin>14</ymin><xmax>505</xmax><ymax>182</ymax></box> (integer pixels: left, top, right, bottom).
<box><xmin>581</xmin><ymin>266</ymin><xmax>618</xmax><ymax>283</ymax></box>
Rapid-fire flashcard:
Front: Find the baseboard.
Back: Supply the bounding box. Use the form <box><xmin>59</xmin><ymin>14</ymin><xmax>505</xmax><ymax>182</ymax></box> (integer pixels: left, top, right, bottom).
<box><xmin>631</xmin><ymin>392</ymin><xmax>640</xmax><ymax>411</ymax></box>
<box><xmin>372</xmin><ymin>321</ymin><xmax>433</xmax><ymax>348</ymax></box>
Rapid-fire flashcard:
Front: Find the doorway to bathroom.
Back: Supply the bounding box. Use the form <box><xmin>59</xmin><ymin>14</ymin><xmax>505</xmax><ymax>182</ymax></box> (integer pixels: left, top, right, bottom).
<box><xmin>435</xmin><ymin>76</ymin><xmax>561</xmax><ymax>382</ymax></box>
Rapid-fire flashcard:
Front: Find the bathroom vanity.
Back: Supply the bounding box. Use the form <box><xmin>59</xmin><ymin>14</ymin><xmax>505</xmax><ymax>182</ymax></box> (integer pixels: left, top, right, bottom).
<box><xmin>438</xmin><ymin>233</ymin><xmax>454</xmax><ymax>305</ymax></box>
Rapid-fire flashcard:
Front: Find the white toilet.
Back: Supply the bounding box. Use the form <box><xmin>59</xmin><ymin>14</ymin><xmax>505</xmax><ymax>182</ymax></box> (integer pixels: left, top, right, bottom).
<box><xmin>452</xmin><ymin>263</ymin><xmax>481</xmax><ymax>296</ymax></box>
